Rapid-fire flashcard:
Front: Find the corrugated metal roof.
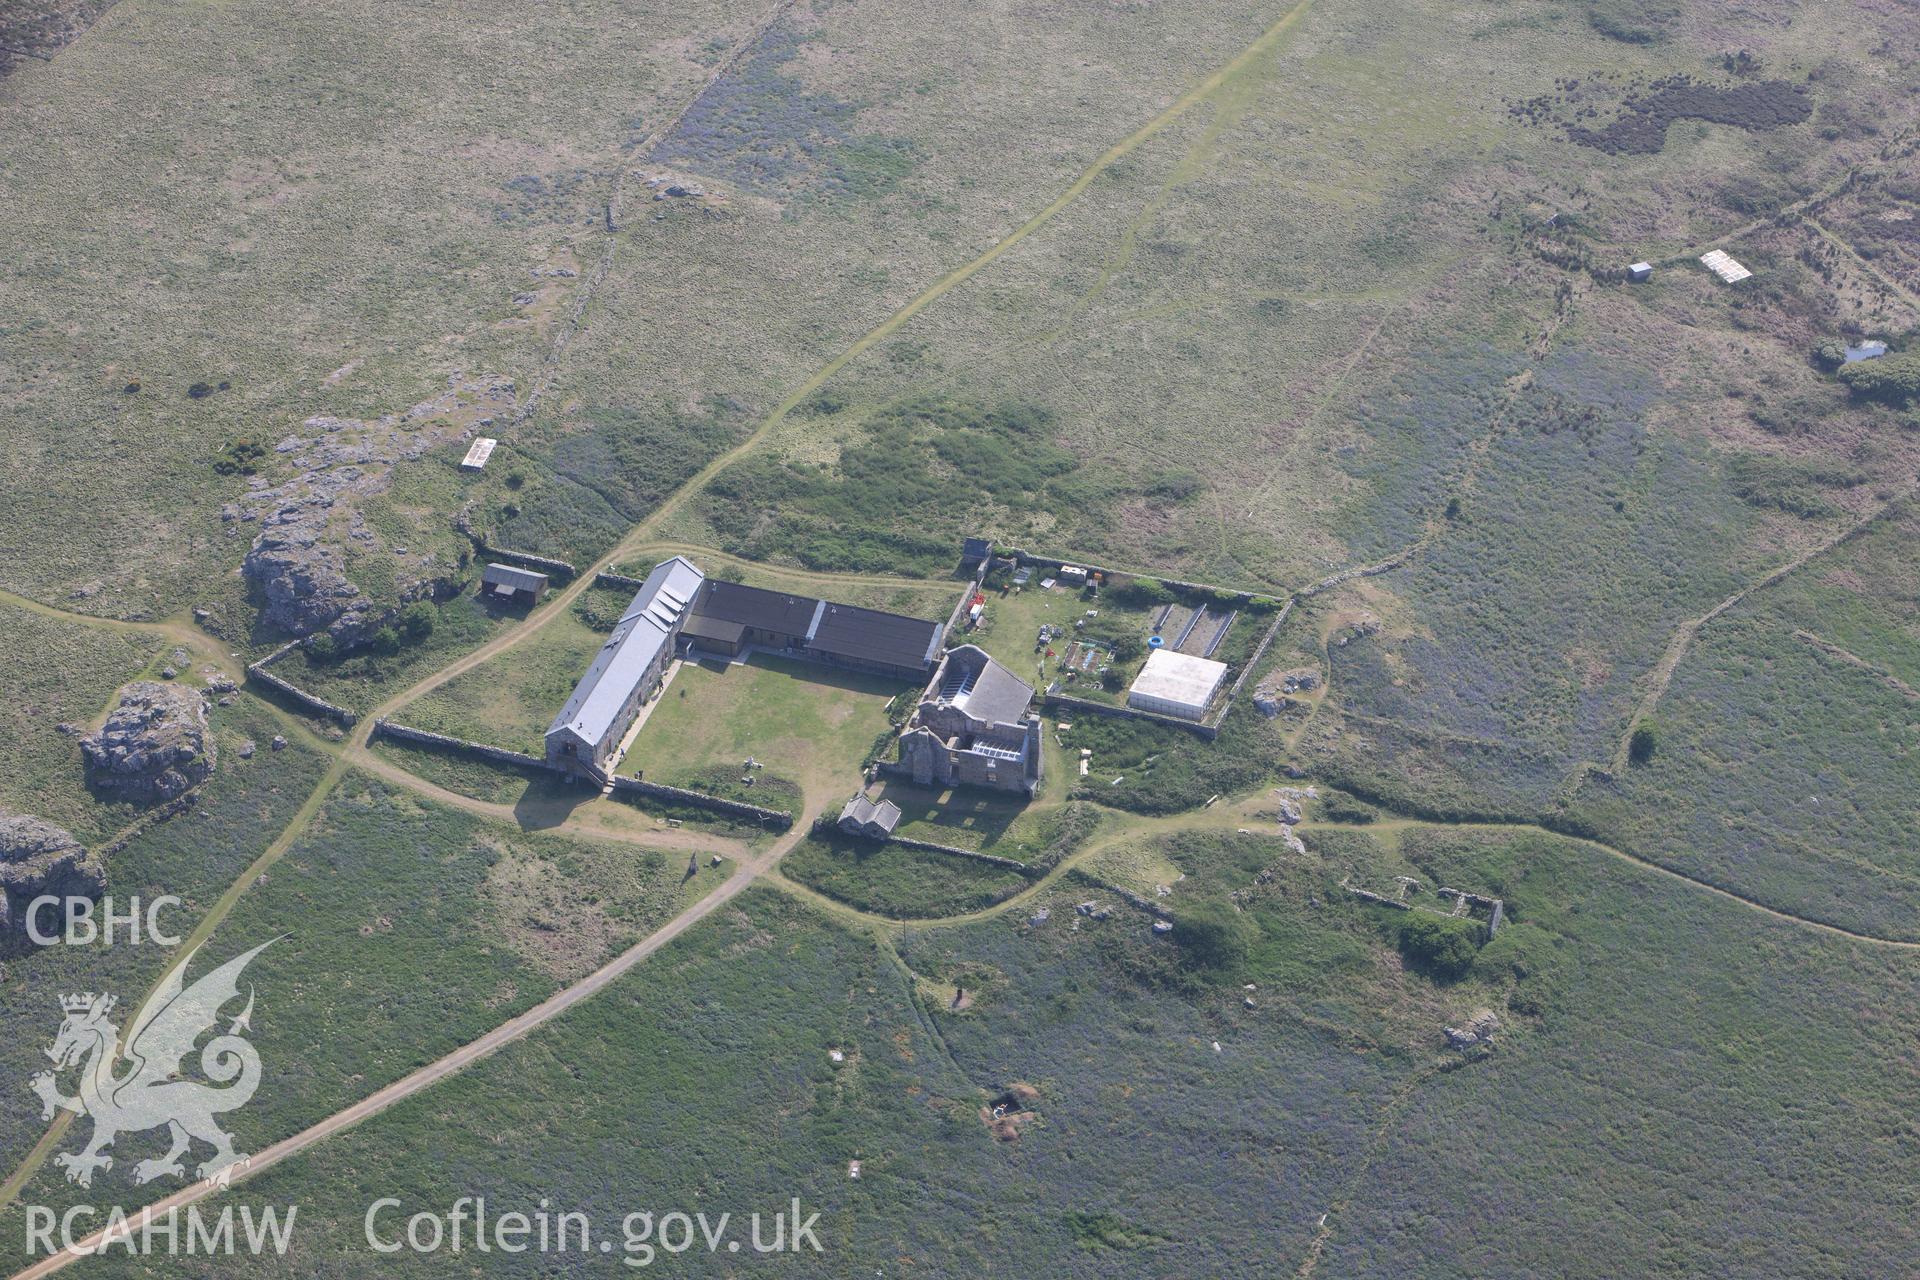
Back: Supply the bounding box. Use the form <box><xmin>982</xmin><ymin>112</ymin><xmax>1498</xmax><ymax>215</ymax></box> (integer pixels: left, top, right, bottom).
<box><xmin>546</xmin><ymin>557</ymin><xmax>704</xmax><ymax>748</ymax></box>
<box><xmin>1128</xmin><ymin>649</ymin><xmax>1228</xmax><ymax>712</ymax></box>
<box><xmin>482</xmin><ymin>562</ymin><xmax>548</xmax><ymax>592</ymax></box>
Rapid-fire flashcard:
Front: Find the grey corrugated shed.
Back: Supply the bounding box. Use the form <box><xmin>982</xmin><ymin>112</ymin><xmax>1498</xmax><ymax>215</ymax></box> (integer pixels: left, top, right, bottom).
<box><xmin>546</xmin><ymin>557</ymin><xmax>703</xmax><ymax>749</ymax></box>
<box><xmin>482</xmin><ymin>563</ymin><xmax>548</xmax><ymax>593</ymax></box>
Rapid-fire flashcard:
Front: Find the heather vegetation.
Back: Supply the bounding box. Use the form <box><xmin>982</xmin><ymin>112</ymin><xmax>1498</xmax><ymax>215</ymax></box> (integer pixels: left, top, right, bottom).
<box><xmin>8</xmin><ymin>0</ymin><xmax>1920</xmax><ymax>1273</ymax></box>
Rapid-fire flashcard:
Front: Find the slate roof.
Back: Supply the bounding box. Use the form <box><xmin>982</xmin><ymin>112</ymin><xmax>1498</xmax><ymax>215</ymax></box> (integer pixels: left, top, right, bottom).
<box><xmin>808</xmin><ymin>602</ymin><xmax>942</xmax><ymax>672</ymax></box>
<box><xmin>482</xmin><ymin>563</ymin><xmax>548</xmax><ymax>593</ymax></box>
<box><xmin>546</xmin><ymin>557</ymin><xmax>703</xmax><ymax>748</ymax></box>
<box><xmin>687</xmin><ymin>579</ymin><xmax>821</xmax><ymax>639</ymax></box>
<box><xmin>936</xmin><ymin>645</ymin><xmax>1034</xmax><ymax>727</ymax></box>
<box><xmin>680</xmin><ymin>613</ymin><xmax>746</xmax><ymax>647</ymax></box>
<box><xmin>839</xmin><ymin>793</ymin><xmax>902</xmax><ymax>835</ymax></box>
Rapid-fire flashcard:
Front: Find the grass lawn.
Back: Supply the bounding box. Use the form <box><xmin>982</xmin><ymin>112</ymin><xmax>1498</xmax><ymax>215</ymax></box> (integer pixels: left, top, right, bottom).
<box><xmin>401</xmin><ymin>586</ymin><xmax>629</xmax><ymax>753</ymax></box>
<box><xmin>625</xmin><ymin>652</ymin><xmax>906</xmax><ymax>803</ymax></box>
<box><xmin>968</xmin><ymin>578</ymin><xmax>1138</xmax><ymax>699</ymax></box>
<box><xmin>870</xmin><ymin>779</ymin><xmax>1035</xmax><ymax>849</ymax></box>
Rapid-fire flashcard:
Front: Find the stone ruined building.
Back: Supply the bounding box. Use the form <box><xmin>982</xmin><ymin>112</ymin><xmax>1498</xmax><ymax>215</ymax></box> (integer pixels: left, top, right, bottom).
<box><xmin>891</xmin><ymin>644</ymin><xmax>1042</xmax><ymax>796</ymax></box>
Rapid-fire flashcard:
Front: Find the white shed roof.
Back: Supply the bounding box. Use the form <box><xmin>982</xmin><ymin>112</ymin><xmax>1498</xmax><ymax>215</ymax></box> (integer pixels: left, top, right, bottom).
<box><xmin>1700</xmin><ymin>250</ymin><xmax>1752</xmax><ymax>284</ymax></box>
<box><xmin>1129</xmin><ymin>649</ymin><xmax>1228</xmax><ymax>711</ymax></box>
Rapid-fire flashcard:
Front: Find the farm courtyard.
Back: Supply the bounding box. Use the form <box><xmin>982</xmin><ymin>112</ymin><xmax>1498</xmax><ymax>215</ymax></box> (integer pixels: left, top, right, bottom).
<box><xmin>4</xmin><ymin>0</ymin><xmax>1920</xmax><ymax>1275</ymax></box>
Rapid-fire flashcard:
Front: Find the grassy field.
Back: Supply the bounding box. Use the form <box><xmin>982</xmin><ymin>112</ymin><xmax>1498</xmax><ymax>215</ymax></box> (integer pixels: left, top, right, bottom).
<box><xmin>0</xmin><ymin>600</ymin><xmax>164</xmax><ymax>843</ymax></box>
<box><xmin>9</xmin><ymin>0</ymin><xmax>1920</xmax><ymax>1271</ymax></box>
<box><xmin>1563</xmin><ymin>503</ymin><xmax>1920</xmax><ymax>938</ymax></box>
<box><xmin>1320</xmin><ymin>823</ymin><xmax>1920</xmax><ymax>1279</ymax></box>
<box><xmin>0</xmin><ymin>700</ymin><xmax>331</xmax><ymax>1176</ymax></box>
<box><xmin>613</xmin><ymin>543</ymin><xmax>966</xmax><ymax>618</ymax></box>
<box><xmin>264</xmin><ymin>589</ymin><xmax>521</xmax><ymax>712</ymax></box>
<box><xmin>0</xmin><ymin>771</ymin><xmax>713</xmax><ymax>1259</ymax></box>
<box><xmin>625</xmin><ymin>652</ymin><xmax>905</xmax><ymax>802</ymax></box>
<box><xmin>82</xmin><ymin>881</ymin><xmax>1425</xmax><ymax>1277</ymax></box>
<box><xmin>398</xmin><ymin>585</ymin><xmax>627</xmax><ymax>753</ymax></box>
<box><xmin>0</xmin><ymin>0</ymin><xmax>756</xmax><ymax>617</ymax></box>
<box><xmin>782</xmin><ymin>832</ymin><xmax>1034</xmax><ymax>919</ymax></box>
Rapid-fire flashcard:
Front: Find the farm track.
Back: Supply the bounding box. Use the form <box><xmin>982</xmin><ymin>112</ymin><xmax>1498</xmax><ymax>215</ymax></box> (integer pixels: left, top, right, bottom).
<box><xmin>347</xmin><ymin>746</ymin><xmax>745</xmax><ymax>855</ymax></box>
<box><xmin>1793</xmin><ymin>628</ymin><xmax>1920</xmax><ymax>701</ymax></box>
<box><xmin>10</xmin><ymin>1</ymin><xmax>1920</xmax><ymax>1259</ymax></box>
<box><xmin>1802</xmin><ymin>214</ymin><xmax>1920</xmax><ymax>316</ymax></box>
<box><xmin>1606</xmin><ymin>485</ymin><xmax>1912</xmax><ymax>775</ymax></box>
<box><xmin>509</xmin><ymin>0</ymin><xmax>798</xmax><ymax>430</ymax></box>
<box><xmin>773</xmin><ymin>807</ymin><xmax>1920</xmax><ymax>952</ymax></box>
<box><xmin>616</xmin><ymin>541</ymin><xmax>963</xmax><ymax>597</ymax></box>
<box><xmin>4</xmin><ymin>815</ymin><xmax>823</xmax><ymax>1280</ymax></box>
<box><xmin>0</xmin><ymin>1</ymin><xmax>1327</xmax><ymax>1232</ymax></box>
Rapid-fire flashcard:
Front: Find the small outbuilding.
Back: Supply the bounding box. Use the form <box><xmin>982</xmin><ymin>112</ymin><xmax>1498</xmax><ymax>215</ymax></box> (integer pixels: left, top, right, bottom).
<box><xmin>1057</xmin><ymin>564</ymin><xmax>1089</xmax><ymax>587</ymax></box>
<box><xmin>961</xmin><ymin>536</ymin><xmax>992</xmax><ymax>570</ymax></box>
<box><xmin>460</xmin><ymin>437</ymin><xmax>498</xmax><ymax>470</ymax></box>
<box><xmin>1127</xmin><ymin>649</ymin><xmax>1228</xmax><ymax>721</ymax></box>
<box><xmin>1627</xmin><ymin>262</ymin><xmax>1653</xmax><ymax>283</ymax></box>
<box><xmin>481</xmin><ymin>562</ymin><xmax>548</xmax><ymax>607</ymax></box>
<box><xmin>838</xmin><ymin>794</ymin><xmax>902</xmax><ymax>839</ymax></box>
<box><xmin>1845</xmin><ymin>340</ymin><xmax>1889</xmax><ymax>363</ymax></box>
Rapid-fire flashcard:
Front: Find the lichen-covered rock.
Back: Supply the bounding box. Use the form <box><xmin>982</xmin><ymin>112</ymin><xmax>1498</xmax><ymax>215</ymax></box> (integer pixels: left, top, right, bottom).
<box><xmin>0</xmin><ymin>813</ymin><xmax>103</xmax><ymax>953</ymax></box>
<box><xmin>239</xmin><ymin>371</ymin><xmax>514</xmax><ymax>638</ymax></box>
<box><xmin>81</xmin><ymin>682</ymin><xmax>214</xmax><ymax>803</ymax></box>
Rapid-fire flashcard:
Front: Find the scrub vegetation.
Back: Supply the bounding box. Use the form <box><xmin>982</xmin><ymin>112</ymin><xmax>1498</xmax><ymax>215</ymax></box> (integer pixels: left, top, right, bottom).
<box><xmin>8</xmin><ymin>0</ymin><xmax>1920</xmax><ymax>1273</ymax></box>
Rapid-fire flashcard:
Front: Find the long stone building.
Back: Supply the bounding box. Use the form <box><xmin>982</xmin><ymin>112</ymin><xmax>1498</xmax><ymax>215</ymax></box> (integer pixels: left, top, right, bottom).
<box><xmin>544</xmin><ymin>556</ymin><xmax>704</xmax><ymax>778</ymax></box>
<box><xmin>677</xmin><ymin>579</ymin><xmax>943</xmax><ymax>681</ymax></box>
<box><xmin>891</xmin><ymin>644</ymin><xmax>1043</xmax><ymax>795</ymax></box>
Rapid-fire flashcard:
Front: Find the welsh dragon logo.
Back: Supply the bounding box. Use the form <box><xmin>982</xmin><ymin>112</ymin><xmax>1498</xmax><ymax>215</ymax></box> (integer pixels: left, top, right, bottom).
<box><xmin>29</xmin><ymin>941</ymin><xmax>272</xmax><ymax>1188</ymax></box>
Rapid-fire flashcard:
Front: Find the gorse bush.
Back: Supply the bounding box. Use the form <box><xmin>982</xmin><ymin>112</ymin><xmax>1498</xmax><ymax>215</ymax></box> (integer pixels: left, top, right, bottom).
<box><xmin>1838</xmin><ymin>351</ymin><xmax>1920</xmax><ymax>406</ymax></box>
<box><xmin>1396</xmin><ymin>913</ymin><xmax>1481</xmax><ymax>981</ymax></box>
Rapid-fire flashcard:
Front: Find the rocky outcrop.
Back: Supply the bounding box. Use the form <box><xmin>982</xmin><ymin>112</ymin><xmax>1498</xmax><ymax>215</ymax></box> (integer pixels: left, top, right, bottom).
<box><xmin>235</xmin><ymin>371</ymin><xmax>515</xmax><ymax>639</ymax></box>
<box><xmin>82</xmin><ymin>682</ymin><xmax>214</xmax><ymax>803</ymax></box>
<box><xmin>0</xmin><ymin>813</ymin><xmax>103</xmax><ymax>953</ymax></box>
<box><xmin>1444</xmin><ymin>1009</ymin><xmax>1500</xmax><ymax>1050</ymax></box>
